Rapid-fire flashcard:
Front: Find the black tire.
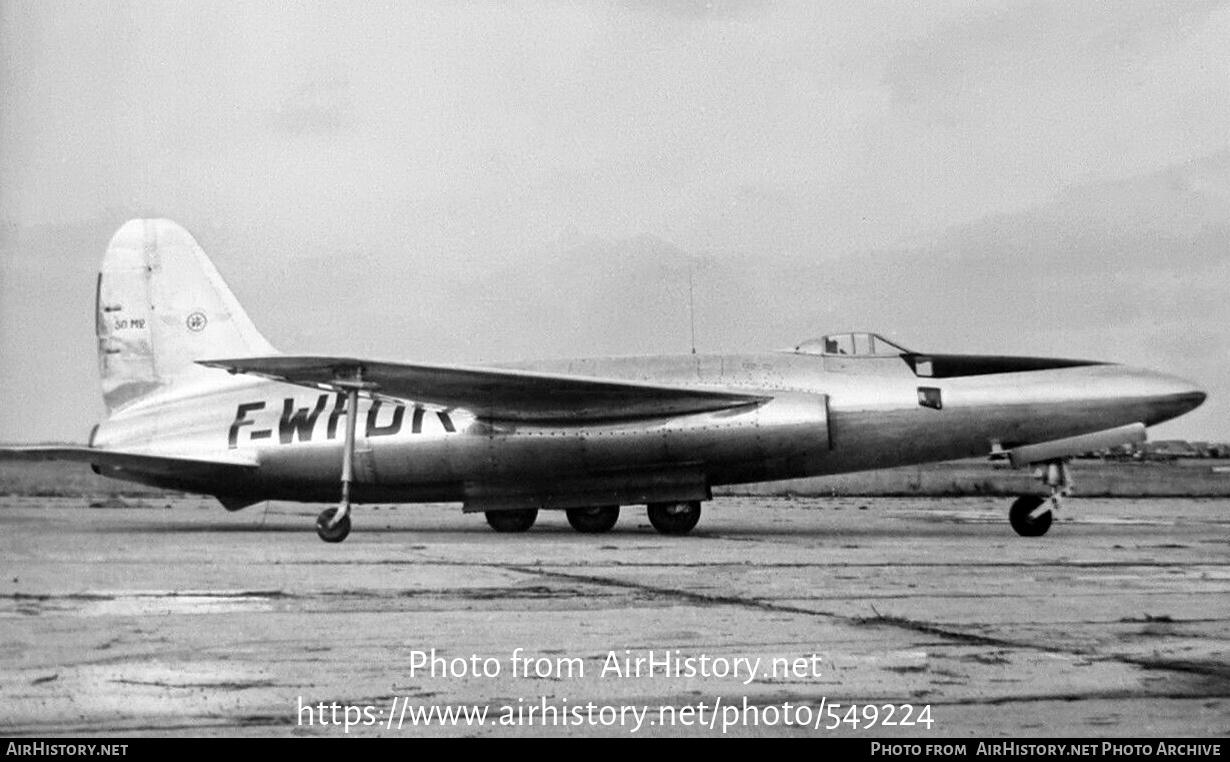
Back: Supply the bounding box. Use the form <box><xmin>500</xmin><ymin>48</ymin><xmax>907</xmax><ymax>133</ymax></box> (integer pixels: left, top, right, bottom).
<box><xmin>485</xmin><ymin>508</ymin><xmax>538</xmax><ymax>533</ymax></box>
<box><xmin>1009</xmin><ymin>495</ymin><xmax>1052</xmax><ymax>537</ymax></box>
<box><xmin>316</xmin><ymin>507</ymin><xmax>352</xmax><ymax>543</ymax></box>
<box><xmin>566</xmin><ymin>505</ymin><xmax>620</xmax><ymax>533</ymax></box>
<box><xmin>647</xmin><ymin>501</ymin><xmax>702</xmax><ymax>535</ymax></box>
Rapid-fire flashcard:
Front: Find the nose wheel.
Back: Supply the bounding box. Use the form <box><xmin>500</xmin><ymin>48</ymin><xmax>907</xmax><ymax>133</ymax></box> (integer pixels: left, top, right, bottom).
<box><xmin>1008</xmin><ymin>496</ymin><xmax>1052</xmax><ymax>537</ymax></box>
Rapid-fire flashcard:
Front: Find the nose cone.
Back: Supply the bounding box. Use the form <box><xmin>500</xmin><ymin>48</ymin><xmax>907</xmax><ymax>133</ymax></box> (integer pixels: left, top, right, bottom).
<box><xmin>1128</xmin><ymin>368</ymin><xmax>1207</xmax><ymax>426</ymax></box>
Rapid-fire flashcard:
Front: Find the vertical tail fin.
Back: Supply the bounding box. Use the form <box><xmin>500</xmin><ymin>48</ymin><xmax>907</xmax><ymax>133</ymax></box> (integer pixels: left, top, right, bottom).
<box><xmin>96</xmin><ymin>219</ymin><xmax>276</xmax><ymax>412</ymax></box>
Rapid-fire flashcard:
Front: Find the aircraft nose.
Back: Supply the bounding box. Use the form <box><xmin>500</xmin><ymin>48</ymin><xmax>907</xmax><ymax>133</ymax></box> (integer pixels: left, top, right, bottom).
<box><xmin>1131</xmin><ymin>369</ymin><xmax>1207</xmax><ymax>425</ymax></box>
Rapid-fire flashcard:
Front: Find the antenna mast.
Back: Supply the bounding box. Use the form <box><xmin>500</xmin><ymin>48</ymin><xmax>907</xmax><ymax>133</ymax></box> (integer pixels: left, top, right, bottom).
<box><xmin>688</xmin><ymin>260</ymin><xmax>697</xmax><ymax>355</ymax></box>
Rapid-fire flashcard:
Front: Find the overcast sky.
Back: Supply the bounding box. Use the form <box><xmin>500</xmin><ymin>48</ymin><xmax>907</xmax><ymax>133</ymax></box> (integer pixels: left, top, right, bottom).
<box><xmin>2</xmin><ymin>0</ymin><xmax>1229</xmax><ymax>442</ymax></box>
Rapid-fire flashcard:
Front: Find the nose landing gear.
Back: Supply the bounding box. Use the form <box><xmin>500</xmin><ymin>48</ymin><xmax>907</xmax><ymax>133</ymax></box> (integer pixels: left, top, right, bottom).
<box><xmin>1009</xmin><ymin>460</ymin><xmax>1071</xmax><ymax>537</ymax></box>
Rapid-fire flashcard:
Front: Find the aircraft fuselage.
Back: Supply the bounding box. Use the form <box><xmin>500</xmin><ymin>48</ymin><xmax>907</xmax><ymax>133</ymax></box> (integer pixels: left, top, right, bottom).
<box><xmin>91</xmin><ymin>349</ymin><xmax>1205</xmax><ymax>511</ymax></box>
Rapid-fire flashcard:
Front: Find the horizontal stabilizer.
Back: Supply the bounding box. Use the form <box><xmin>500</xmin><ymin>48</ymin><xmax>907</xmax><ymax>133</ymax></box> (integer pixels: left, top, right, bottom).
<box><xmin>198</xmin><ymin>355</ymin><xmax>769</xmax><ymax>422</ymax></box>
<box><xmin>0</xmin><ymin>446</ymin><xmax>258</xmax><ymax>478</ymax></box>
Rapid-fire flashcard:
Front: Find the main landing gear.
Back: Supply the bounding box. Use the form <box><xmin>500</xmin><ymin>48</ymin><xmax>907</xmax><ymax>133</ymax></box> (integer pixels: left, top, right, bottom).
<box><xmin>481</xmin><ymin>501</ymin><xmax>703</xmax><ymax>535</ymax></box>
<box><xmin>1008</xmin><ymin>460</ymin><xmax>1071</xmax><ymax>538</ymax></box>
<box><xmin>566</xmin><ymin>505</ymin><xmax>620</xmax><ymax>533</ymax></box>
<box><xmin>646</xmin><ymin>501</ymin><xmax>702</xmax><ymax>535</ymax></box>
<box><xmin>485</xmin><ymin>509</ymin><xmax>539</xmax><ymax>532</ymax></box>
<box><xmin>316</xmin><ymin>372</ymin><xmax>365</xmax><ymax>543</ymax></box>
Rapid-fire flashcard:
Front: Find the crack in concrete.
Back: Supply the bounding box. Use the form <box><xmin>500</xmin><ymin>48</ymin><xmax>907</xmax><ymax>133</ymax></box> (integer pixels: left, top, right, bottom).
<box><xmin>280</xmin><ymin>559</ymin><xmax>1230</xmax><ymax>569</ymax></box>
<box><xmin>504</xmin><ymin>565</ymin><xmax>1230</xmax><ymax>695</ymax></box>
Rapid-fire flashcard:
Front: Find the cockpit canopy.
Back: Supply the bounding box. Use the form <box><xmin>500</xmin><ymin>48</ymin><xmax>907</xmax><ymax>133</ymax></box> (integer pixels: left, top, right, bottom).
<box><xmin>793</xmin><ymin>332</ymin><xmax>910</xmax><ymax>357</ymax></box>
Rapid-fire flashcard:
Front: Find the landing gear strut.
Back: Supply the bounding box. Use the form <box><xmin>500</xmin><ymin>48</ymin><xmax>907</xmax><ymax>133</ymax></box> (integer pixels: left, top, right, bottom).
<box><xmin>1009</xmin><ymin>460</ymin><xmax>1071</xmax><ymax>537</ymax></box>
<box><xmin>647</xmin><ymin>501</ymin><xmax>702</xmax><ymax>535</ymax></box>
<box><xmin>316</xmin><ymin>372</ymin><xmax>364</xmax><ymax>543</ymax></box>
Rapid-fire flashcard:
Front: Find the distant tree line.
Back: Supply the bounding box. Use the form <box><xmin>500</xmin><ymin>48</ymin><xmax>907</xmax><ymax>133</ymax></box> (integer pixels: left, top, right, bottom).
<box><xmin>1082</xmin><ymin>441</ymin><xmax>1230</xmax><ymax>461</ymax></box>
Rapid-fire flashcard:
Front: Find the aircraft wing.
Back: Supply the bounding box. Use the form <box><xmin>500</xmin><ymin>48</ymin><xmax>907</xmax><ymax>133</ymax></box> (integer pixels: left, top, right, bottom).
<box><xmin>199</xmin><ymin>355</ymin><xmax>770</xmax><ymax>422</ymax></box>
<box><xmin>0</xmin><ymin>447</ymin><xmax>258</xmax><ymax>478</ymax></box>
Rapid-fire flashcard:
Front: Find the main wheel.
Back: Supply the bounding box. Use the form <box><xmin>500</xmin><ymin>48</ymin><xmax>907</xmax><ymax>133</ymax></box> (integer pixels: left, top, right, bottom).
<box><xmin>647</xmin><ymin>501</ymin><xmax>702</xmax><ymax>535</ymax></box>
<box><xmin>566</xmin><ymin>505</ymin><xmax>620</xmax><ymax>533</ymax></box>
<box><xmin>1009</xmin><ymin>495</ymin><xmax>1052</xmax><ymax>537</ymax></box>
<box><xmin>485</xmin><ymin>508</ymin><xmax>538</xmax><ymax>533</ymax></box>
<box><xmin>316</xmin><ymin>507</ymin><xmax>352</xmax><ymax>543</ymax></box>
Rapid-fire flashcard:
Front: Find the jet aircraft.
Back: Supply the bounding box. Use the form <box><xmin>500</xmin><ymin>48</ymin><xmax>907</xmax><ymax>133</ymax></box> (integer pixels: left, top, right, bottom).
<box><xmin>4</xmin><ymin>219</ymin><xmax>1207</xmax><ymax>542</ymax></box>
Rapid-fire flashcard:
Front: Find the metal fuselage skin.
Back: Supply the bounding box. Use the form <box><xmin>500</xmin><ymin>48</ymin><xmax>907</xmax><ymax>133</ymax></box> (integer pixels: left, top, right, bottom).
<box><xmin>92</xmin><ymin>350</ymin><xmax>1206</xmax><ymax>510</ymax></box>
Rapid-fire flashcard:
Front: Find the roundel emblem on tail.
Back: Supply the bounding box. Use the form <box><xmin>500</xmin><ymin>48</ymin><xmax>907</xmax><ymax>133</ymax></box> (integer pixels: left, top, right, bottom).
<box><xmin>186</xmin><ymin>311</ymin><xmax>208</xmax><ymax>332</ymax></box>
